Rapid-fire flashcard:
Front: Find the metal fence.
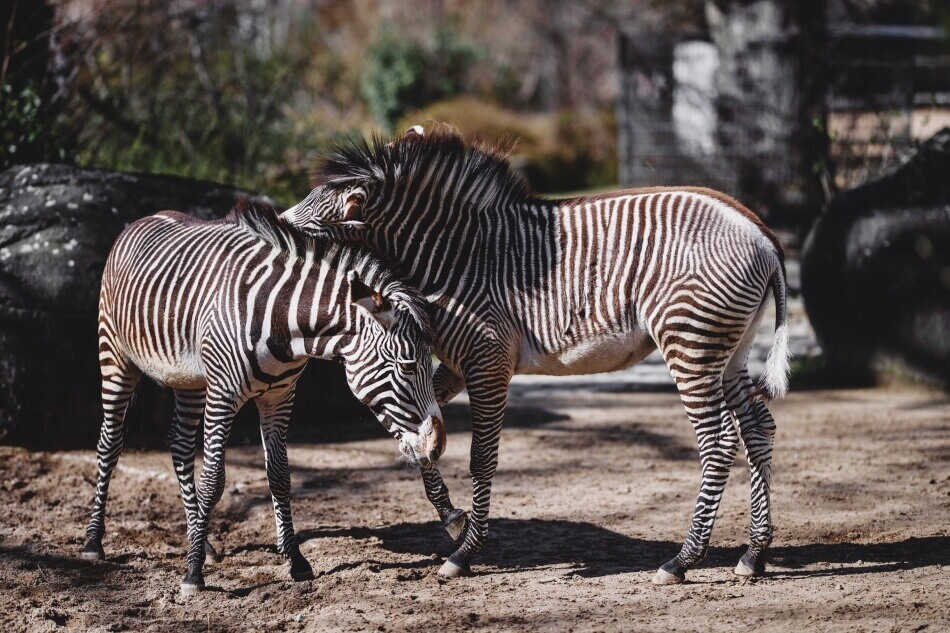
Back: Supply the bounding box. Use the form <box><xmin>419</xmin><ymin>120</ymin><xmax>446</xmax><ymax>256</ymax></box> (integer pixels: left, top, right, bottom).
<box><xmin>617</xmin><ymin>24</ymin><xmax>950</xmax><ymax>221</ymax></box>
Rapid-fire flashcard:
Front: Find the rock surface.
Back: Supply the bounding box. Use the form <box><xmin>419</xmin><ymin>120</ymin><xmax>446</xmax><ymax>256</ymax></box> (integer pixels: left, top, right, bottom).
<box><xmin>0</xmin><ymin>164</ymin><xmax>369</xmax><ymax>447</ymax></box>
<box><xmin>802</xmin><ymin>128</ymin><xmax>950</xmax><ymax>386</ymax></box>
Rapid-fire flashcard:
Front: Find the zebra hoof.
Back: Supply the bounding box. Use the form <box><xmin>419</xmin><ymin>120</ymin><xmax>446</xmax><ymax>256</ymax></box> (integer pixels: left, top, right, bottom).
<box><xmin>180</xmin><ymin>581</ymin><xmax>204</xmax><ymax>597</ymax></box>
<box><xmin>80</xmin><ymin>541</ymin><xmax>104</xmax><ymax>561</ymax></box>
<box><xmin>443</xmin><ymin>509</ymin><xmax>468</xmax><ymax>542</ymax></box>
<box><xmin>181</xmin><ymin>565</ymin><xmax>205</xmax><ymax>596</ymax></box>
<box><xmin>291</xmin><ymin>568</ymin><xmax>315</xmax><ymax>582</ymax></box>
<box><xmin>734</xmin><ymin>551</ymin><xmax>765</xmax><ymax>578</ymax></box>
<box><xmin>438</xmin><ymin>559</ymin><xmax>473</xmax><ymax>578</ymax></box>
<box><xmin>290</xmin><ymin>559</ymin><xmax>315</xmax><ymax>583</ymax></box>
<box><xmin>734</xmin><ymin>560</ymin><xmax>756</xmax><ymax>577</ymax></box>
<box><xmin>651</xmin><ymin>566</ymin><xmax>685</xmax><ymax>585</ymax></box>
<box><xmin>289</xmin><ymin>548</ymin><xmax>315</xmax><ymax>582</ymax></box>
<box><xmin>204</xmin><ymin>541</ymin><xmax>220</xmax><ymax>566</ymax></box>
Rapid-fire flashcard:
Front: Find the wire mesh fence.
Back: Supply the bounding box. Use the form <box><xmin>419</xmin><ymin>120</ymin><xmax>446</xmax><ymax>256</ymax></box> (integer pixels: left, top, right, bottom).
<box><xmin>616</xmin><ymin>24</ymin><xmax>950</xmax><ymax>224</ymax></box>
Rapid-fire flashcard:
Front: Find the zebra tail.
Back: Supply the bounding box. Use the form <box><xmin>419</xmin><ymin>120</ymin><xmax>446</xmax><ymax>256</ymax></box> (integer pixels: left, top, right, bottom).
<box><xmin>754</xmin><ymin>264</ymin><xmax>791</xmax><ymax>401</ymax></box>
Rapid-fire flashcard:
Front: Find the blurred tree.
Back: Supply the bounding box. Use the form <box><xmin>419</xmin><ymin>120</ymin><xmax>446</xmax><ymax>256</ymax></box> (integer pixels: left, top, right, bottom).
<box><xmin>360</xmin><ymin>33</ymin><xmax>428</xmax><ymax>133</ymax></box>
<box><xmin>58</xmin><ymin>1</ymin><xmax>316</xmax><ymax>202</ymax></box>
<box><xmin>0</xmin><ymin>0</ymin><xmax>72</xmax><ymax>170</ymax></box>
<box><xmin>27</xmin><ymin>0</ymin><xmax>716</xmax><ymax>198</ymax></box>
<box><xmin>360</xmin><ymin>26</ymin><xmax>480</xmax><ymax>132</ymax></box>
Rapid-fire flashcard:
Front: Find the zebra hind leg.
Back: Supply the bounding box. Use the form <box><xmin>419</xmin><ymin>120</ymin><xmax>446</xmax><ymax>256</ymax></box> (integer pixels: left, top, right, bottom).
<box><xmin>168</xmin><ymin>388</ymin><xmax>219</xmax><ymax>565</ymax></box>
<box><xmin>654</xmin><ymin>374</ymin><xmax>739</xmax><ymax>585</ymax></box>
<box><xmin>256</xmin><ymin>386</ymin><xmax>314</xmax><ymax>582</ymax></box>
<box><xmin>82</xmin><ymin>359</ymin><xmax>141</xmax><ymax>560</ymax></box>
<box><xmin>725</xmin><ymin>369</ymin><xmax>776</xmax><ymax>577</ymax></box>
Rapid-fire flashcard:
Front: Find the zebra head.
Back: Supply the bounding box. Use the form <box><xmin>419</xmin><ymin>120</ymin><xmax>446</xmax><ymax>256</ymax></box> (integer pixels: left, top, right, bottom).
<box><xmin>283</xmin><ymin>183</ymin><xmax>371</xmax><ymax>243</ymax></box>
<box><xmin>340</xmin><ymin>270</ymin><xmax>445</xmax><ymax>468</ymax></box>
<box><xmin>281</xmin><ymin>126</ymin><xmax>426</xmax><ymax>240</ymax></box>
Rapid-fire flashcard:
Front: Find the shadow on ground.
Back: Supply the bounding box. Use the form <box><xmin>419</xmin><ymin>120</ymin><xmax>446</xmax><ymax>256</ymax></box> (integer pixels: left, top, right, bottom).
<box><xmin>1</xmin><ymin>529</ymin><xmax>944</xmax><ymax>601</ymax></box>
<box><xmin>297</xmin><ymin>520</ymin><xmax>950</xmax><ymax>580</ymax></box>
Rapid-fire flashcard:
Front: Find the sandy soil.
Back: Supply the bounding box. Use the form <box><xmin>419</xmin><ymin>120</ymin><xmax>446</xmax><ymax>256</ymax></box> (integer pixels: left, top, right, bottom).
<box><xmin>1</xmin><ymin>383</ymin><xmax>948</xmax><ymax>632</ymax></box>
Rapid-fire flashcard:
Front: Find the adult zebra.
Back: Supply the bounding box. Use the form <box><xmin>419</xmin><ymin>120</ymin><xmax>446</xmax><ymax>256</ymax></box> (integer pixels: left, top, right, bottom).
<box><xmin>83</xmin><ymin>200</ymin><xmax>444</xmax><ymax>594</ymax></box>
<box><xmin>284</xmin><ymin>127</ymin><xmax>790</xmax><ymax>584</ymax></box>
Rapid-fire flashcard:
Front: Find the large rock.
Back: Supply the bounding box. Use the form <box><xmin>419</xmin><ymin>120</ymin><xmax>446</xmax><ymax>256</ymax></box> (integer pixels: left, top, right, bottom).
<box><xmin>0</xmin><ymin>164</ymin><xmax>371</xmax><ymax>447</ymax></box>
<box><xmin>802</xmin><ymin>129</ymin><xmax>950</xmax><ymax>386</ymax></box>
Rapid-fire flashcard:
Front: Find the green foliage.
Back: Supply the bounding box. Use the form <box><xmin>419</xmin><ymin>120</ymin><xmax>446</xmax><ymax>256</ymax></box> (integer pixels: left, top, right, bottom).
<box><xmin>1</xmin><ymin>83</ymin><xmax>40</xmax><ymax>168</ymax></box>
<box><xmin>400</xmin><ymin>98</ymin><xmax>617</xmax><ymax>194</ymax></box>
<box><xmin>361</xmin><ymin>28</ymin><xmax>480</xmax><ymax>132</ymax></box>
<box><xmin>360</xmin><ymin>35</ymin><xmax>428</xmax><ymax>134</ymax></box>
<box><xmin>68</xmin><ymin>8</ymin><xmax>329</xmax><ymax>204</ymax></box>
<box><xmin>0</xmin><ymin>82</ymin><xmax>70</xmax><ymax>170</ymax></box>
<box><xmin>0</xmin><ymin>0</ymin><xmax>70</xmax><ymax>170</ymax></box>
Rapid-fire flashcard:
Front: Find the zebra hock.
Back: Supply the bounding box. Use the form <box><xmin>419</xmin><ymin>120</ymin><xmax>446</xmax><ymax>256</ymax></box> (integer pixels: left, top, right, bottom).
<box><xmin>82</xmin><ymin>201</ymin><xmax>444</xmax><ymax>596</ymax></box>
<box><xmin>283</xmin><ymin>125</ymin><xmax>790</xmax><ymax>584</ymax></box>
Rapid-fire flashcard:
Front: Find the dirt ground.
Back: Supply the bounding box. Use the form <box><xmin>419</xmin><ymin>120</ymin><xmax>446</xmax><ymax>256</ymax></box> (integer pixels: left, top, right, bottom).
<box><xmin>1</xmin><ymin>383</ymin><xmax>948</xmax><ymax>632</ymax></box>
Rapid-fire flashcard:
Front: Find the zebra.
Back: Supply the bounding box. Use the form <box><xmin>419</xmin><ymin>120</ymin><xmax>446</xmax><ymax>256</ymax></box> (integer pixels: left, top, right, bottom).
<box><xmin>81</xmin><ymin>200</ymin><xmax>445</xmax><ymax>595</ymax></box>
<box><xmin>282</xmin><ymin>126</ymin><xmax>790</xmax><ymax>585</ymax></box>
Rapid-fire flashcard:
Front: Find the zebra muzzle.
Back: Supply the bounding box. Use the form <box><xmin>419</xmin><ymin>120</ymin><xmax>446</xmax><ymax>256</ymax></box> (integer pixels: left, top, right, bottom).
<box><xmin>422</xmin><ymin>415</ymin><xmax>446</xmax><ymax>464</ymax></box>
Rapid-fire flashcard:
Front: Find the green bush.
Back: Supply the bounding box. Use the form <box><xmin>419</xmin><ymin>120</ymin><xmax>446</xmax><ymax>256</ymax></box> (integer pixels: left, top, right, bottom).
<box><xmin>399</xmin><ymin>98</ymin><xmax>617</xmax><ymax>194</ymax></box>
<box><xmin>360</xmin><ymin>35</ymin><xmax>429</xmax><ymax>134</ymax></box>
<box><xmin>361</xmin><ymin>28</ymin><xmax>480</xmax><ymax>132</ymax></box>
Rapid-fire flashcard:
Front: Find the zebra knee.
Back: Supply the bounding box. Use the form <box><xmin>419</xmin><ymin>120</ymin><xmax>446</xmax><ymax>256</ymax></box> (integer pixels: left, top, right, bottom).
<box><xmin>196</xmin><ymin>471</ymin><xmax>227</xmax><ymax>510</ymax></box>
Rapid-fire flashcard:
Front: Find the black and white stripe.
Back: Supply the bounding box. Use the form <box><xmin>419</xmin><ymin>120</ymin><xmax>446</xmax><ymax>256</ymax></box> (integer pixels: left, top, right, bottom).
<box><xmin>82</xmin><ymin>201</ymin><xmax>444</xmax><ymax>594</ymax></box>
<box><xmin>285</xmin><ymin>126</ymin><xmax>789</xmax><ymax>583</ymax></box>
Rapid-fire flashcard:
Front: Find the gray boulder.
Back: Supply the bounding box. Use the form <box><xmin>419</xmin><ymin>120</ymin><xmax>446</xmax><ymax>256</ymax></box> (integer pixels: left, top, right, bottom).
<box><xmin>0</xmin><ymin>164</ymin><xmax>370</xmax><ymax>447</ymax></box>
<box><xmin>801</xmin><ymin>129</ymin><xmax>950</xmax><ymax>386</ymax></box>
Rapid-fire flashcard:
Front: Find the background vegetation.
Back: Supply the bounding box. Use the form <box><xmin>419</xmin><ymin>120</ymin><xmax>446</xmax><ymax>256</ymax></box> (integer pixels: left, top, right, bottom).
<box><xmin>1</xmin><ymin>0</ymin><xmax>947</xmax><ymax>210</ymax></box>
<box><xmin>2</xmin><ymin>0</ymin><xmax>646</xmax><ymax>204</ymax></box>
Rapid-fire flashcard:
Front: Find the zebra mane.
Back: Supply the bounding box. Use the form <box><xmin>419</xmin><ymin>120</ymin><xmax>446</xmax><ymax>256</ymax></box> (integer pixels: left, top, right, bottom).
<box><xmin>310</xmin><ymin>125</ymin><xmax>536</xmax><ymax>210</ymax></box>
<box><xmin>379</xmin><ymin>280</ymin><xmax>435</xmax><ymax>344</ymax></box>
<box><xmin>227</xmin><ymin>198</ymin><xmax>433</xmax><ymax>342</ymax></box>
<box><xmin>227</xmin><ymin>198</ymin><xmax>311</xmax><ymax>254</ymax></box>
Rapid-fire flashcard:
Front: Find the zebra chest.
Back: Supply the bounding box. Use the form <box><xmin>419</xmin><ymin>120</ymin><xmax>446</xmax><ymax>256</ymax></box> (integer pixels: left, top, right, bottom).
<box><xmin>517</xmin><ymin>328</ymin><xmax>656</xmax><ymax>376</ymax></box>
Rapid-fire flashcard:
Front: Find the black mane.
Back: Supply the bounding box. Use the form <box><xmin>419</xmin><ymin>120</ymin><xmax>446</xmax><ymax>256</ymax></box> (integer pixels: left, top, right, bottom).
<box><xmin>226</xmin><ymin>198</ymin><xmax>433</xmax><ymax>342</ymax></box>
<box><xmin>310</xmin><ymin>125</ymin><xmax>536</xmax><ymax>209</ymax></box>
<box><xmin>226</xmin><ymin>198</ymin><xmax>313</xmax><ymax>255</ymax></box>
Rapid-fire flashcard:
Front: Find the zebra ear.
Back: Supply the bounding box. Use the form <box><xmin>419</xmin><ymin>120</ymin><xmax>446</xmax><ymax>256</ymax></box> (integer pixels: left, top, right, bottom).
<box><xmin>348</xmin><ymin>271</ymin><xmax>395</xmax><ymax>330</ymax></box>
<box><xmin>385</xmin><ymin>125</ymin><xmax>424</xmax><ymax>148</ymax></box>
<box><xmin>402</xmin><ymin>125</ymin><xmax>424</xmax><ymax>139</ymax></box>
<box><xmin>342</xmin><ymin>191</ymin><xmax>365</xmax><ymax>223</ymax></box>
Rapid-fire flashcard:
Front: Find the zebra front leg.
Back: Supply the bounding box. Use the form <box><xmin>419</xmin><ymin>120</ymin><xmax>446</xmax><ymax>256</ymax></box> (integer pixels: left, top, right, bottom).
<box><xmin>180</xmin><ymin>389</ymin><xmax>241</xmax><ymax>596</ymax></box>
<box><xmin>256</xmin><ymin>386</ymin><xmax>314</xmax><ymax>582</ymax></box>
<box><xmin>82</xmin><ymin>362</ymin><xmax>140</xmax><ymax>560</ymax></box>
<box><xmin>726</xmin><ymin>371</ymin><xmax>776</xmax><ymax>577</ymax></box>
<box><xmin>423</xmin><ymin>364</ymin><xmax>468</xmax><ymax>541</ymax></box>
<box><xmin>421</xmin><ymin>464</ymin><xmax>467</xmax><ymax>540</ymax></box>
<box><xmin>654</xmin><ymin>378</ymin><xmax>739</xmax><ymax>584</ymax></box>
<box><xmin>168</xmin><ymin>389</ymin><xmax>218</xmax><ymax>565</ymax></box>
<box><xmin>439</xmin><ymin>369</ymin><xmax>510</xmax><ymax>578</ymax></box>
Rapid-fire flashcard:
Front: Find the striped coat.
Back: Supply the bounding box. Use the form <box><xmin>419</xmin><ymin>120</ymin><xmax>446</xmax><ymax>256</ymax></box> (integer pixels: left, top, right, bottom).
<box><xmin>285</xmin><ymin>127</ymin><xmax>788</xmax><ymax>584</ymax></box>
<box><xmin>83</xmin><ymin>201</ymin><xmax>444</xmax><ymax>593</ymax></box>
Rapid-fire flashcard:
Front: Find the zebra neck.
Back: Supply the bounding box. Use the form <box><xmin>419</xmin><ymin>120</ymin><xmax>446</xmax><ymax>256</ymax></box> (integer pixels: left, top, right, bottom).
<box><xmin>304</xmin><ymin>333</ymin><xmax>353</xmax><ymax>359</ymax></box>
<box><xmin>366</xmin><ymin>196</ymin><xmax>558</xmax><ymax>301</ymax></box>
<box><xmin>289</xmin><ymin>245</ymin><xmax>387</xmax><ymax>359</ymax></box>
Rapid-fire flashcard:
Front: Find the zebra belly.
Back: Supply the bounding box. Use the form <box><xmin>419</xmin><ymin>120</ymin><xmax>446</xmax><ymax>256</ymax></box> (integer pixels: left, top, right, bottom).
<box><xmin>126</xmin><ymin>349</ymin><xmax>207</xmax><ymax>390</ymax></box>
<box><xmin>517</xmin><ymin>329</ymin><xmax>656</xmax><ymax>376</ymax></box>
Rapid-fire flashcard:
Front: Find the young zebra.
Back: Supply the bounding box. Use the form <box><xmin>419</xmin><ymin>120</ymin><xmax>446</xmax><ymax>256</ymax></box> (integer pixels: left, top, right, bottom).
<box><xmin>82</xmin><ymin>201</ymin><xmax>445</xmax><ymax>595</ymax></box>
<box><xmin>283</xmin><ymin>126</ymin><xmax>790</xmax><ymax>584</ymax></box>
